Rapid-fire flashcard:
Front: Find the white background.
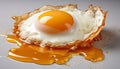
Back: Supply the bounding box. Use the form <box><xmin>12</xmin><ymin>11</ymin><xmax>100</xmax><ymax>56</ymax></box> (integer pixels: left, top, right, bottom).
<box><xmin>0</xmin><ymin>0</ymin><xmax>120</xmax><ymax>69</ymax></box>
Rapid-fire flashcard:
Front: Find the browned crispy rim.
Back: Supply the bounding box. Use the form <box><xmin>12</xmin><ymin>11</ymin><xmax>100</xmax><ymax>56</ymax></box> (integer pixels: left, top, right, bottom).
<box><xmin>11</xmin><ymin>4</ymin><xmax>107</xmax><ymax>48</ymax></box>
<box><xmin>84</xmin><ymin>4</ymin><xmax>107</xmax><ymax>41</ymax></box>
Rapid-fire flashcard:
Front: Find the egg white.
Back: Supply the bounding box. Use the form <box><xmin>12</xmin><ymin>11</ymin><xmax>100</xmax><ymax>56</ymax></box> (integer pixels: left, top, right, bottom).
<box><xmin>18</xmin><ymin>6</ymin><xmax>104</xmax><ymax>47</ymax></box>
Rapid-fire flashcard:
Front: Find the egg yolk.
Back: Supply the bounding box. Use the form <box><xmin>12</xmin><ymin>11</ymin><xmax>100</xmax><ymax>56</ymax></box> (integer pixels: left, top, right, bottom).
<box><xmin>36</xmin><ymin>10</ymin><xmax>74</xmax><ymax>34</ymax></box>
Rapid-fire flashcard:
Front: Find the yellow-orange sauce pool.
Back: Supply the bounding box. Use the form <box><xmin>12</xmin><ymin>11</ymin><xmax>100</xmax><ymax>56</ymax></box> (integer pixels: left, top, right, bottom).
<box><xmin>7</xmin><ymin>35</ymin><xmax>104</xmax><ymax>65</ymax></box>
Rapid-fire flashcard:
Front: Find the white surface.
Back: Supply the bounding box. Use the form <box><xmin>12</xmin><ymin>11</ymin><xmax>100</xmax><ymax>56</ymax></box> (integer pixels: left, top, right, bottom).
<box><xmin>0</xmin><ymin>0</ymin><xmax>120</xmax><ymax>69</ymax></box>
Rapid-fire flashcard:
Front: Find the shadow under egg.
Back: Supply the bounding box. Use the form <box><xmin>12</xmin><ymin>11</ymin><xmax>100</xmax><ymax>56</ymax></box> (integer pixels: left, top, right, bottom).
<box><xmin>94</xmin><ymin>28</ymin><xmax>120</xmax><ymax>50</ymax></box>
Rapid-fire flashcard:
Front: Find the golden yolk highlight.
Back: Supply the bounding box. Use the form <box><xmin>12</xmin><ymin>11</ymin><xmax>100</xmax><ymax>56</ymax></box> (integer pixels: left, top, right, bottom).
<box><xmin>37</xmin><ymin>10</ymin><xmax>74</xmax><ymax>34</ymax></box>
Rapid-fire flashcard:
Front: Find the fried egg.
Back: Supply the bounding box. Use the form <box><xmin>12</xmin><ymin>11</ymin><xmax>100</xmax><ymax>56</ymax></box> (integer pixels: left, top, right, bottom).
<box><xmin>7</xmin><ymin>4</ymin><xmax>107</xmax><ymax>64</ymax></box>
<box><xmin>14</xmin><ymin>4</ymin><xmax>106</xmax><ymax>47</ymax></box>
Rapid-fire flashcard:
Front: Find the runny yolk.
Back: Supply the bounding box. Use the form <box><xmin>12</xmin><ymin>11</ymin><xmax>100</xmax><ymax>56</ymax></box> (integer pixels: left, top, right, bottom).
<box><xmin>7</xmin><ymin>35</ymin><xmax>104</xmax><ymax>65</ymax></box>
<box><xmin>36</xmin><ymin>10</ymin><xmax>74</xmax><ymax>34</ymax></box>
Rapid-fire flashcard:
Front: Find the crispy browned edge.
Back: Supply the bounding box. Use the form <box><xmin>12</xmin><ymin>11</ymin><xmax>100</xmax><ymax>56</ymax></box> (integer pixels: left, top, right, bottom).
<box><xmin>11</xmin><ymin>4</ymin><xmax>107</xmax><ymax>48</ymax></box>
<box><xmin>85</xmin><ymin>4</ymin><xmax>108</xmax><ymax>41</ymax></box>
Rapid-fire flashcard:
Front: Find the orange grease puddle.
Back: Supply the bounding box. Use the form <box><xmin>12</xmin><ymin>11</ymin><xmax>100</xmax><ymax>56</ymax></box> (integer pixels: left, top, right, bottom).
<box><xmin>7</xmin><ymin>35</ymin><xmax>104</xmax><ymax>65</ymax></box>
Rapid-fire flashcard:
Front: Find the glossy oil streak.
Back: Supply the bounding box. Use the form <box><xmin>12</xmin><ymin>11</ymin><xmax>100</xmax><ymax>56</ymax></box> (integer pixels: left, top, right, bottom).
<box><xmin>7</xmin><ymin>35</ymin><xmax>104</xmax><ymax>64</ymax></box>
